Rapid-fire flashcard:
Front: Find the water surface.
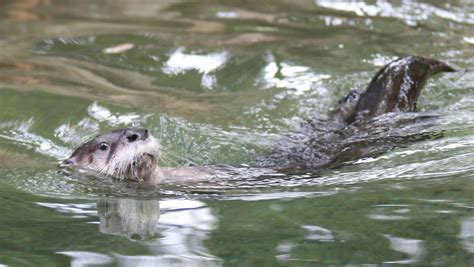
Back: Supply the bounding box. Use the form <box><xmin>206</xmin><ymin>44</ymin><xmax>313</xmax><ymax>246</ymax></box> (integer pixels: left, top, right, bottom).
<box><xmin>0</xmin><ymin>0</ymin><xmax>474</xmax><ymax>266</ymax></box>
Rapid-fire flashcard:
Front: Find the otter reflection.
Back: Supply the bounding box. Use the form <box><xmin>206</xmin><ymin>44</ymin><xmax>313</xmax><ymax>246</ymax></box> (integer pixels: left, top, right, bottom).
<box><xmin>95</xmin><ymin>198</ymin><xmax>222</xmax><ymax>265</ymax></box>
<box><xmin>97</xmin><ymin>198</ymin><xmax>160</xmax><ymax>240</ymax></box>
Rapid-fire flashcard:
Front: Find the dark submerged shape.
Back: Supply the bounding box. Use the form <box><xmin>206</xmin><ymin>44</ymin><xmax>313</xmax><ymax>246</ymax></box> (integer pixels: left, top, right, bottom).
<box><xmin>273</xmin><ymin>56</ymin><xmax>455</xmax><ymax>170</ymax></box>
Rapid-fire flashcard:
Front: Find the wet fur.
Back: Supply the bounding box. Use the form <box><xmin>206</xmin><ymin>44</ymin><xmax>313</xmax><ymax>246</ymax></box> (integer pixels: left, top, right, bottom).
<box><xmin>268</xmin><ymin>56</ymin><xmax>454</xmax><ymax>170</ymax></box>
<box><xmin>64</xmin><ymin>129</ymin><xmax>161</xmax><ymax>181</ymax></box>
<box><xmin>64</xmin><ymin>56</ymin><xmax>455</xmax><ymax>182</ymax></box>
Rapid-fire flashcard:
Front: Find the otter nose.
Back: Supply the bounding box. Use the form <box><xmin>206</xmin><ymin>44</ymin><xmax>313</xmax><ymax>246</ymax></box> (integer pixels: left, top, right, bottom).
<box><xmin>125</xmin><ymin>128</ymin><xmax>149</xmax><ymax>142</ymax></box>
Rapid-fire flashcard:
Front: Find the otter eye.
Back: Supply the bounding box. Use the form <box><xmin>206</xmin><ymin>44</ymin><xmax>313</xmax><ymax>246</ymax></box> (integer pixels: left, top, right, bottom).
<box><xmin>98</xmin><ymin>143</ymin><xmax>109</xmax><ymax>151</ymax></box>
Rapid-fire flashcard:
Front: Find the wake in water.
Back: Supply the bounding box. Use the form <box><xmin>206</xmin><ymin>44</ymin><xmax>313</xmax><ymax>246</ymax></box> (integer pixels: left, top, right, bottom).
<box><xmin>0</xmin><ymin>56</ymin><xmax>459</xmax><ymax>196</ymax></box>
<box><xmin>269</xmin><ymin>56</ymin><xmax>454</xmax><ymax>170</ymax></box>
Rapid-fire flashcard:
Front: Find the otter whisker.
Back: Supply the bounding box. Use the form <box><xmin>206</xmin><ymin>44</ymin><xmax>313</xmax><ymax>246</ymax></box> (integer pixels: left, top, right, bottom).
<box><xmin>101</xmin><ymin>149</ymin><xmax>135</xmax><ymax>181</ymax></box>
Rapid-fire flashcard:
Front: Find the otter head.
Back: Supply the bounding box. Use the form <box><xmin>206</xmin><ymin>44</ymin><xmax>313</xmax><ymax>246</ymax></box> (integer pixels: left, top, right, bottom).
<box><xmin>63</xmin><ymin>128</ymin><xmax>160</xmax><ymax>182</ymax></box>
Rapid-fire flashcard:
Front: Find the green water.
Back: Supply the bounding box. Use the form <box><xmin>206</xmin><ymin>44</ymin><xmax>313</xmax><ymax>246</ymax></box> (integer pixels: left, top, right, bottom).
<box><xmin>1</xmin><ymin>0</ymin><xmax>474</xmax><ymax>266</ymax></box>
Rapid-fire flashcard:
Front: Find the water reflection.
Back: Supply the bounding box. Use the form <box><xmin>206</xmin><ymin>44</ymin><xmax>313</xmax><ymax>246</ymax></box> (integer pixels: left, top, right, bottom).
<box><xmin>383</xmin><ymin>235</ymin><xmax>425</xmax><ymax>264</ymax></box>
<box><xmin>315</xmin><ymin>1</ymin><xmax>474</xmax><ymax>26</ymax></box>
<box><xmin>0</xmin><ymin>101</ymin><xmax>146</xmax><ymax>160</ymax></box>
<box><xmin>103</xmin><ymin>43</ymin><xmax>135</xmax><ymax>54</ymax></box>
<box><xmin>259</xmin><ymin>52</ymin><xmax>331</xmax><ymax>96</ymax></box>
<box><xmin>47</xmin><ymin>198</ymin><xmax>222</xmax><ymax>266</ymax></box>
<box><xmin>57</xmin><ymin>251</ymin><xmax>113</xmax><ymax>267</ymax></box>
<box><xmin>459</xmin><ymin>217</ymin><xmax>474</xmax><ymax>253</ymax></box>
<box><xmin>87</xmin><ymin>102</ymin><xmax>144</xmax><ymax>126</ymax></box>
<box><xmin>162</xmin><ymin>47</ymin><xmax>229</xmax><ymax>90</ymax></box>
<box><xmin>97</xmin><ymin>198</ymin><xmax>160</xmax><ymax>240</ymax></box>
<box><xmin>0</xmin><ymin>118</ymin><xmax>70</xmax><ymax>159</ymax></box>
<box><xmin>369</xmin><ymin>204</ymin><xmax>411</xmax><ymax>221</ymax></box>
<box><xmin>0</xmin><ymin>0</ymin><xmax>474</xmax><ymax>265</ymax></box>
<box><xmin>302</xmin><ymin>225</ymin><xmax>334</xmax><ymax>242</ymax></box>
<box><xmin>3</xmin><ymin>0</ymin><xmax>178</xmax><ymax>22</ymax></box>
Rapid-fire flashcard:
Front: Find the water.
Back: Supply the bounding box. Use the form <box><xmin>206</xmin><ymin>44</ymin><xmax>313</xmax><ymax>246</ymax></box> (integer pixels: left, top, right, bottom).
<box><xmin>1</xmin><ymin>0</ymin><xmax>474</xmax><ymax>265</ymax></box>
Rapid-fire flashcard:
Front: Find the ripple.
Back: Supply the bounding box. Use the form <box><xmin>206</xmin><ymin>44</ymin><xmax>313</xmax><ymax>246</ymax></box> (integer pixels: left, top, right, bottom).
<box><xmin>48</xmin><ymin>197</ymin><xmax>222</xmax><ymax>265</ymax></box>
<box><xmin>0</xmin><ymin>0</ymin><xmax>474</xmax><ymax>265</ymax></box>
<box><xmin>315</xmin><ymin>1</ymin><xmax>474</xmax><ymax>26</ymax></box>
<box><xmin>383</xmin><ymin>235</ymin><xmax>425</xmax><ymax>264</ymax></box>
<box><xmin>57</xmin><ymin>252</ymin><xmax>112</xmax><ymax>266</ymax></box>
<box><xmin>302</xmin><ymin>225</ymin><xmax>334</xmax><ymax>242</ymax></box>
<box><xmin>259</xmin><ymin>52</ymin><xmax>331</xmax><ymax>95</ymax></box>
<box><xmin>0</xmin><ymin>118</ymin><xmax>70</xmax><ymax>159</ymax></box>
<box><xmin>87</xmin><ymin>102</ymin><xmax>145</xmax><ymax>126</ymax></box>
<box><xmin>162</xmin><ymin>47</ymin><xmax>229</xmax><ymax>90</ymax></box>
<box><xmin>369</xmin><ymin>205</ymin><xmax>411</xmax><ymax>221</ymax></box>
<box><xmin>459</xmin><ymin>217</ymin><xmax>474</xmax><ymax>253</ymax></box>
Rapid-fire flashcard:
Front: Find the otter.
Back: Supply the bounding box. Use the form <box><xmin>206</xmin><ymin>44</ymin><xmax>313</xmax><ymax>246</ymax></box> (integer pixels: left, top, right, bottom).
<box><xmin>62</xmin><ymin>56</ymin><xmax>455</xmax><ymax>183</ymax></box>
<box><xmin>62</xmin><ymin>127</ymin><xmax>250</xmax><ymax>183</ymax></box>
<box><xmin>271</xmin><ymin>56</ymin><xmax>455</xmax><ymax>169</ymax></box>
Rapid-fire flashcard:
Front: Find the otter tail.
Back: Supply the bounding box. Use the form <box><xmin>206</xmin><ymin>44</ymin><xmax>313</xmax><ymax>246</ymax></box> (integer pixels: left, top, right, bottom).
<box><xmin>340</xmin><ymin>56</ymin><xmax>455</xmax><ymax>124</ymax></box>
<box><xmin>422</xmin><ymin>56</ymin><xmax>456</xmax><ymax>75</ymax></box>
